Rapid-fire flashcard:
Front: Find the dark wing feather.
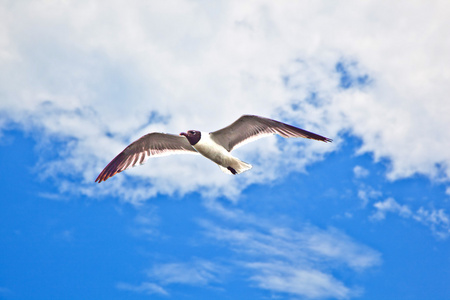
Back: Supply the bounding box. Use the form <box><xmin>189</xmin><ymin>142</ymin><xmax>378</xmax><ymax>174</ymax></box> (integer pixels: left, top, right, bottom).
<box><xmin>95</xmin><ymin>133</ymin><xmax>197</xmax><ymax>183</ymax></box>
<box><xmin>210</xmin><ymin>115</ymin><xmax>332</xmax><ymax>152</ymax></box>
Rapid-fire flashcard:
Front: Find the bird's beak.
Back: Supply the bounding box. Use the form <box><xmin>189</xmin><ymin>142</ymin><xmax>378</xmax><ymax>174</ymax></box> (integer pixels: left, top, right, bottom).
<box><xmin>180</xmin><ymin>132</ymin><xmax>187</xmax><ymax>137</ymax></box>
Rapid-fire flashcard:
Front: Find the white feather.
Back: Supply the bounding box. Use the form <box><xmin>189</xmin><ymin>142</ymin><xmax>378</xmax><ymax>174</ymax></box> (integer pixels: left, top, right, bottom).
<box><xmin>193</xmin><ymin>132</ymin><xmax>252</xmax><ymax>174</ymax></box>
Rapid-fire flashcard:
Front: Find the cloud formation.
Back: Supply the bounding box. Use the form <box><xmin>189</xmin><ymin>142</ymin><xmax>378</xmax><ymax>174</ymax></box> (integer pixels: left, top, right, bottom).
<box><xmin>149</xmin><ymin>260</ymin><xmax>222</xmax><ymax>285</ymax></box>
<box><xmin>1</xmin><ymin>1</ymin><xmax>450</xmax><ymax>202</ymax></box>
<box><xmin>199</xmin><ymin>200</ymin><xmax>381</xmax><ymax>299</ymax></box>
<box><xmin>119</xmin><ymin>199</ymin><xmax>380</xmax><ymax>298</ymax></box>
<box><xmin>118</xmin><ymin>259</ymin><xmax>224</xmax><ymax>297</ymax></box>
<box><xmin>372</xmin><ymin>198</ymin><xmax>450</xmax><ymax>239</ymax></box>
<box><xmin>116</xmin><ymin>282</ymin><xmax>168</xmax><ymax>296</ymax></box>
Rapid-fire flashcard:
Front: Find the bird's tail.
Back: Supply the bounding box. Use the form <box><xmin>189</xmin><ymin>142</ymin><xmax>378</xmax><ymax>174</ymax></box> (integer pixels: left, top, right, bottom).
<box><xmin>219</xmin><ymin>159</ymin><xmax>252</xmax><ymax>175</ymax></box>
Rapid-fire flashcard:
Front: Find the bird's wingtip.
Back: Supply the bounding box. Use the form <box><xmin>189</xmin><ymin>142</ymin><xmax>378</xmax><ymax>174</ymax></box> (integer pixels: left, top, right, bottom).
<box><xmin>95</xmin><ymin>172</ymin><xmax>107</xmax><ymax>183</ymax></box>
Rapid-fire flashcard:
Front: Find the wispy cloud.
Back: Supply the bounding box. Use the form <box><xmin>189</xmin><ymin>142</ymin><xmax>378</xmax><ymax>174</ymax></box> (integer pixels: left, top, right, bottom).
<box><xmin>129</xmin><ymin>204</ymin><xmax>161</xmax><ymax>239</ymax></box>
<box><xmin>118</xmin><ymin>259</ymin><xmax>224</xmax><ymax>296</ymax></box>
<box><xmin>371</xmin><ymin>198</ymin><xmax>450</xmax><ymax>239</ymax></box>
<box><xmin>353</xmin><ymin>165</ymin><xmax>369</xmax><ymax>179</ymax></box>
<box><xmin>116</xmin><ymin>282</ymin><xmax>168</xmax><ymax>296</ymax></box>
<box><xmin>357</xmin><ymin>185</ymin><xmax>382</xmax><ymax>208</ymax></box>
<box><xmin>247</xmin><ymin>262</ymin><xmax>353</xmax><ymax>299</ymax></box>
<box><xmin>371</xmin><ymin>197</ymin><xmax>412</xmax><ymax>220</ymax></box>
<box><xmin>146</xmin><ymin>260</ymin><xmax>223</xmax><ymax>286</ymax></box>
<box><xmin>414</xmin><ymin>208</ymin><xmax>450</xmax><ymax>239</ymax></box>
<box><xmin>119</xmin><ymin>199</ymin><xmax>380</xmax><ymax>298</ymax></box>
<box><xmin>200</xmin><ymin>201</ymin><xmax>380</xmax><ymax>298</ymax></box>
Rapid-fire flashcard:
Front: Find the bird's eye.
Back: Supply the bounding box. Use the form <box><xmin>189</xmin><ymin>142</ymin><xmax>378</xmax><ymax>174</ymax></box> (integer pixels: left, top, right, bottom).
<box><xmin>192</xmin><ymin>132</ymin><xmax>196</xmax><ymax>135</ymax></box>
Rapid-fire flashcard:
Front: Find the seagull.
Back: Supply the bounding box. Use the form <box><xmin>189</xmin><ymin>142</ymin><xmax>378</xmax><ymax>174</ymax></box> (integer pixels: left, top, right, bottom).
<box><xmin>95</xmin><ymin>115</ymin><xmax>332</xmax><ymax>182</ymax></box>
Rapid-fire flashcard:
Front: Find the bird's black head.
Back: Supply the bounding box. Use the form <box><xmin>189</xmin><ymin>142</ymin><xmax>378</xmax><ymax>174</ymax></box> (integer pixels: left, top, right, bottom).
<box><xmin>180</xmin><ymin>130</ymin><xmax>201</xmax><ymax>145</ymax></box>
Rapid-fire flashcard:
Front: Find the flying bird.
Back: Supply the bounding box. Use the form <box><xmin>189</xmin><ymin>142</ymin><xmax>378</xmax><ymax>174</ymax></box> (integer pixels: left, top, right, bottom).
<box><xmin>95</xmin><ymin>115</ymin><xmax>332</xmax><ymax>182</ymax></box>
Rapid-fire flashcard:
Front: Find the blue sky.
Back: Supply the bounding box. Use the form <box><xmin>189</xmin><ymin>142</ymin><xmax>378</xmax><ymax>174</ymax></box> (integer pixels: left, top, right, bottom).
<box><xmin>1</xmin><ymin>1</ymin><xmax>450</xmax><ymax>299</ymax></box>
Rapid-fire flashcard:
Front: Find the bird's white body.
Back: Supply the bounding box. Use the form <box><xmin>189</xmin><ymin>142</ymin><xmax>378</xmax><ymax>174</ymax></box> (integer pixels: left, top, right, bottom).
<box><xmin>95</xmin><ymin>115</ymin><xmax>332</xmax><ymax>182</ymax></box>
<box><xmin>193</xmin><ymin>132</ymin><xmax>252</xmax><ymax>174</ymax></box>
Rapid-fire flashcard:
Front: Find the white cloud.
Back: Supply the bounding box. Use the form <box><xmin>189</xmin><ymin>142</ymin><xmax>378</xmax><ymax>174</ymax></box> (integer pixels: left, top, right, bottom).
<box><xmin>247</xmin><ymin>262</ymin><xmax>353</xmax><ymax>300</ymax></box>
<box><xmin>116</xmin><ymin>282</ymin><xmax>168</xmax><ymax>296</ymax></box>
<box><xmin>353</xmin><ymin>166</ymin><xmax>369</xmax><ymax>179</ymax></box>
<box><xmin>414</xmin><ymin>207</ymin><xmax>450</xmax><ymax>239</ymax></box>
<box><xmin>201</xmin><ymin>201</ymin><xmax>380</xmax><ymax>298</ymax></box>
<box><xmin>371</xmin><ymin>197</ymin><xmax>412</xmax><ymax>221</ymax></box>
<box><xmin>357</xmin><ymin>186</ymin><xmax>382</xmax><ymax>208</ymax></box>
<box><xmin>129</xmin><ymin>204</ymin><xmax>161</xmax><ymax>239</ymax></box>
<box><xmin>146</xmin><ymin>260</ymin><xmax>223</xmax><ymax>286</ymax></box>
<box><xmin>1</xmin><ymin>1</ymin><xmax>450</xmax><ymax>201</ymax></box>
<box><xmin>118</xmin><ymin>259</ymin><xmax>224</xmax><ymax>296</ymax></box>
<box><xmin>121</xmin><ymin>200</ymin><xmax>380</xmax><ymax>298</ymax></box>
<box><xmin>371</xmin><ymin>198</ymin><xmax>450</xmax><ymax>238</ymax></box>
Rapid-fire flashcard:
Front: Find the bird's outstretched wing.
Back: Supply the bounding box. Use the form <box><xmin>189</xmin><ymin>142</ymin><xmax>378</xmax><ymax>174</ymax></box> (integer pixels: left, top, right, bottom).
<box><xmin>95</xmin><ymin>133</ymin><xmax>198</xmax><ymax>183</ymax></box>
<box><xmin>210</xmin><ymin>115</ymin><xmax>332</xmax><ymax>152</ymax></box>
